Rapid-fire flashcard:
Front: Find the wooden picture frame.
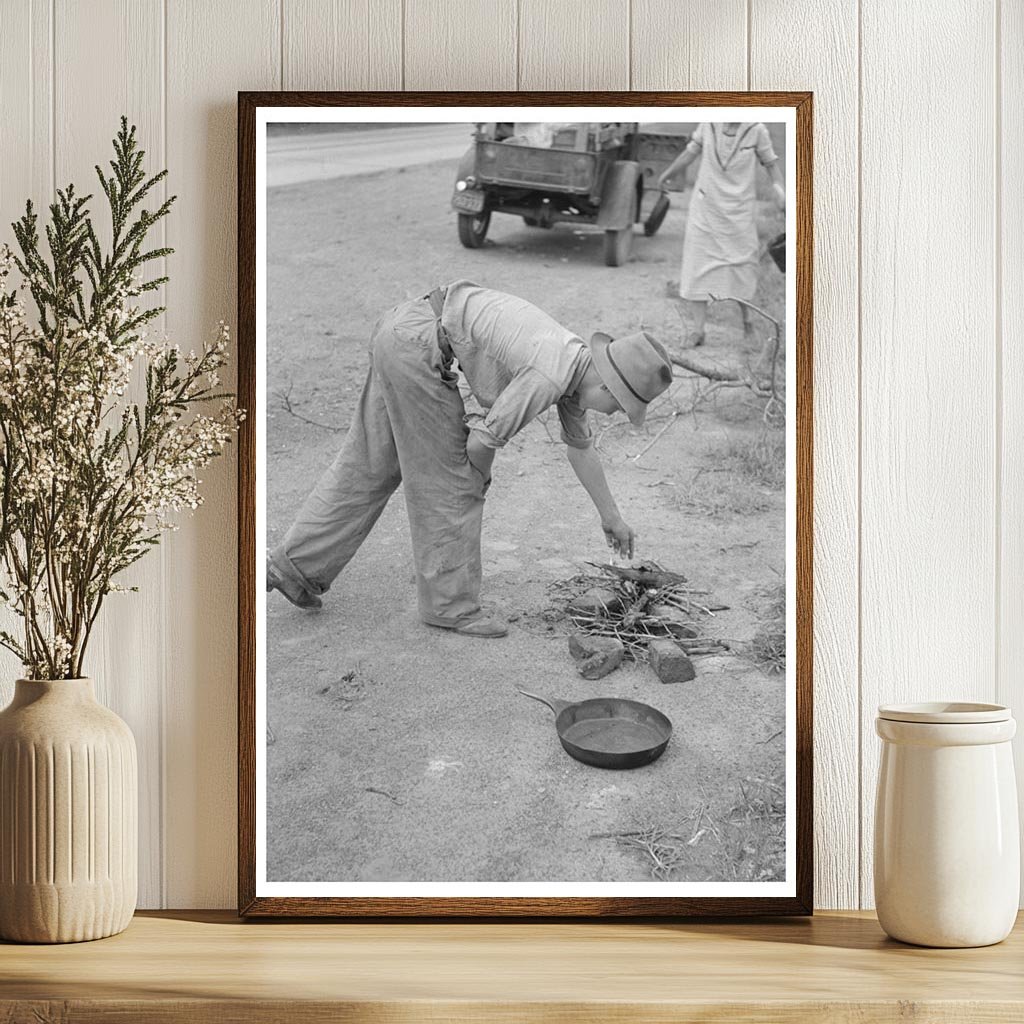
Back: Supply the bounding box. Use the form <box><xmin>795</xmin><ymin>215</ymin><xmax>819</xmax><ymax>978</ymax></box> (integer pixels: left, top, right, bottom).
<box><xmin>238</xmin><ymin>91</ymin><xmax>813</xmax><ymax>917</ymax></box>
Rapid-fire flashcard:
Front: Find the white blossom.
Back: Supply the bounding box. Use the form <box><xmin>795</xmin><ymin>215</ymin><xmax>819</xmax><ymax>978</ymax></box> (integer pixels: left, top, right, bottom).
<box><xmin>0</xmin><ymin>242</ymin><xmax>241</xmax><ymax>679</ymax></box>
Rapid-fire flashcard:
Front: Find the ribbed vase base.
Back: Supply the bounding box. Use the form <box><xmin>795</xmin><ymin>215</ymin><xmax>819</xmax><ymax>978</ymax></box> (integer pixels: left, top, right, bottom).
<box><xmin>0</xmin><ymin>880</ymin><xmax>135</xmax><ymax>943</ymax></box>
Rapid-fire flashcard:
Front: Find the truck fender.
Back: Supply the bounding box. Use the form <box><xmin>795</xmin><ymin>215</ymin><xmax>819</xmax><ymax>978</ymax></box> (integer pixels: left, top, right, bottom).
<box><xmin>454</xmin><ymin>146</ymin><xmax>476</xmax><ymax>188</ymax></box>
<box><xmin>596</xmin><ymin>160</ymin><xmax>641</xmax><ymax>230</ymax></box>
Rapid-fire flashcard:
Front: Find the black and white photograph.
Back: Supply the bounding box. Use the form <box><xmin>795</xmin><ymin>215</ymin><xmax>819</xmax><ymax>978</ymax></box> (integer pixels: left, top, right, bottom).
<box><xmin>246</xmin><ymin>101</ymin><xmax>807</xmax><ymax>911</ymax></box>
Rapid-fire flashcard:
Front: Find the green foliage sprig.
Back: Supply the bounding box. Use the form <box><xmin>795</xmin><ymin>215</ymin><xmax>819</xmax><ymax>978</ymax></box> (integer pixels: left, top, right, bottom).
<box><xmin>0</xmin><ymin>117</ymin><xmax>241</xmax><ymax>679</ymax></box>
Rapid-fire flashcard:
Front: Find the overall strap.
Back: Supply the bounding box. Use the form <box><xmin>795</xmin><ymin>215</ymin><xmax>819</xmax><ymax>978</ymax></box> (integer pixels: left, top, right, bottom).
<box><xmin>426</xmin><ymin>287</ymin><xmax>454</xmax><ymax>363</ymax></box>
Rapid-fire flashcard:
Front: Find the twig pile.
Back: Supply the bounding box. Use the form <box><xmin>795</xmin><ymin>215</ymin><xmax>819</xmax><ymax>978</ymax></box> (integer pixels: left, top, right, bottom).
<box><xmin>549</xmin><ymin>561</ymin><xmax>727</xmax><ymax>660</ymax></box>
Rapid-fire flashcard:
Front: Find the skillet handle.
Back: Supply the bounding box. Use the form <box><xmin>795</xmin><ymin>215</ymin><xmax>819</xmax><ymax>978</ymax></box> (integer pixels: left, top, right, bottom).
<box><xmin>516</xmin><ymin>688</ymin><xmax>571</xmax><ymax>717</ymax></box>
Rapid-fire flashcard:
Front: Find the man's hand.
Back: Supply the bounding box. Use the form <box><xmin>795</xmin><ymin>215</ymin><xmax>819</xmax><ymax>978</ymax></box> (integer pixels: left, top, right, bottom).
<box><xmin>602</xmin><ymin>517</ymin><xmax>636</xmax><ymax>560</ymax></box>
<box><xmin>465</xmin><ymin>432</ymin><xmax>495</xmax><ymax>483</ymax></box>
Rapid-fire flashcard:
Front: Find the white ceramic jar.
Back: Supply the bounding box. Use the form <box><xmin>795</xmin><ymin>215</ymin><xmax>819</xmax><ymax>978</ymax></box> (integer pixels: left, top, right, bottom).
<box><xmin>874</xmin><ymin>702</ymin><xmax>1019</xmax><ymax>947</ymax></box>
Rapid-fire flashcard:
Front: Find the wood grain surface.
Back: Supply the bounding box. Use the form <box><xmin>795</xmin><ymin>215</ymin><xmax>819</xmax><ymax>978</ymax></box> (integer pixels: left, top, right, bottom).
<box><xmin>1</xmin><ymin>910</ymin><xmax>1023</xmax><ymax>1022</ymax></box>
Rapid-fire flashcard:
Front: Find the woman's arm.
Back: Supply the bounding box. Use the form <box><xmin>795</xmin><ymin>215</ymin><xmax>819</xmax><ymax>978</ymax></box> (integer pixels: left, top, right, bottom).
<box><xmin>657</xmin><ymin>146</ymin><xmax>699</xmax><ymax>192</ymax></box>
<box><xmin>765</xmin><ymin>160</ymin><xmax>786</xmax><ymax>209</ymax></box>
<box><xmin>565</xmin><ymin>444</ymin><xmax>636</xmax><ymax>558</ymax></box>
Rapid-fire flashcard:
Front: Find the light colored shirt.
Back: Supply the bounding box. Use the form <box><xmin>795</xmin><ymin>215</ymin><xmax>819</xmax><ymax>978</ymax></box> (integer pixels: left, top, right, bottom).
<box><xmin>438</xmin><ymin>280</ymin><xmax>592</xmax><ymax>450</ymax></box>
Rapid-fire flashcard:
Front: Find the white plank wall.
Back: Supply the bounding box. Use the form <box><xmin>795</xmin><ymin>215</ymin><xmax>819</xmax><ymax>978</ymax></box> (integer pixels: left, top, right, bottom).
<box><xmin>1001</xmin><ymin>0</ymin><xmax>1024</xmax><ymax>903</ymax></box>
<box><xmin>53</xmin><ymin>0</ymin><xmax>168</xmax><ymax>910</ymax></box>
<box><xmin>750</xmin><ymin>0</ymin><xmax>860</xmax><ymax>912</ymax></box>
<box><xmin>859</xmin><ymin>0</ymin><xmax>999</xmax><ymax>908</ymax></box>
<box><xmin>0</xmin><ymin>0</ymin><xmax>1019</xmax><ymax>910</ymax></box>
<box><xmin>404</xmin><ymin>0</ymin><xmax>517</xmax><ymax>90</ymax></box>
<box><xmin>631</xmin><ymin>0</ymin><xmax>746</xmax><ymax>91</ymax></box>
<box><xmin>283</xmin><ymin>0</ymin><xmax>402</xmax><ymax>90</ymax></box>
<box><xmin>0</xmin><ymin>3</ymin><xmax>52</xmax><ymax>692</ymax></box>
<box><xmin>518</xmin><ymin>0</ymin><xmax>630</xmax><ymax>90</ymax></box>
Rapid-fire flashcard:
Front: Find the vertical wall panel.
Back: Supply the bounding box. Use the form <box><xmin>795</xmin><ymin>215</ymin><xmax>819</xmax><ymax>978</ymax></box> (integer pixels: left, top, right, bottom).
<box><xmin>283</xmin><ymin>0</ymin><xmax>402</xmax><ymax>90</ymax></box>
<box><xmin>404</xmin><ymin>0</ymin><xmax>516</xmax><ymax>90</ymax></box>
<box><xmin>52</xmin><ymin>0</ymin><xmax>166</xmax><ymax>909</ymax></box>
<box><xmin>860</xmin><ymin>0</ymin><xmax>998</xmax><ymax>907</ymax></box>
<box><xmin>1000</xmin><ymin>0</ymin><xmax>1024</xmax><ymax>902</ymax></box>
<box><xmin>631</xmin><ymin>0</ymin><xmax>746</xmax><ymax>90</ymax></box>
<box><xmin>0</xmin><ymin>0</ymin><xmax>51</xmax><ymax>227</ymax></box>
<box><xmin>1</xmin><ymin>0</ymin><xmax>1017</xmax><ymax>912</ymax></box>
<box><xmin>751</xmin><ymin>0</ymin><xmax>860</xmax><ymax>910</ymax></box>
<box><xmin>0</xmin><ymin>0</ymin><xmax>53</xmax><ymax>695</ymax></box>
<box><xmin>164</xmin><ymin>0</ymin><xmax>280</xmax><ymax>908</ymax></box>
<box><xmin>519</xmin><ymin>0</ymin><xmax>629</xmax><ymax>90</ymax></box>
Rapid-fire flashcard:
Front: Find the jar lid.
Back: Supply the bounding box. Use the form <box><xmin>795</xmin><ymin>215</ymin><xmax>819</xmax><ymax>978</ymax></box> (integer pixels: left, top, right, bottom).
<box><xmin>877</xmin><ymin>701</ymin><xmax>1011</xmax><ymax>724</ymax></box>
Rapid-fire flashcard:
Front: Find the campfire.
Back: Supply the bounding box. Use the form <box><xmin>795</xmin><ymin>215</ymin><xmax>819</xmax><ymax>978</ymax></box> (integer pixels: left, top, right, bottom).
<box><xmin>549</xmin><ymin>561</ymin><xmax>728</xmax><ymax>661</ymax></box>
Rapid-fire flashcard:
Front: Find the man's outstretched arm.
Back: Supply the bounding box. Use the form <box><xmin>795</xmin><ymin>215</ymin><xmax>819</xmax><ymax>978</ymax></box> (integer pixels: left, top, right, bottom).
<box><xmin>565</xmin><ymin>443</ymin><xmax>635</xmax><ymax>559</ymax></box>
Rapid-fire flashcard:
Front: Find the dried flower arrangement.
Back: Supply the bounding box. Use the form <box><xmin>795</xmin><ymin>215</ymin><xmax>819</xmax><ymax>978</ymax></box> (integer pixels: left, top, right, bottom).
<box><xmin>0</xmin><ymin>119</ymin><xmax>241</xmax><ymax>679</ymax></box>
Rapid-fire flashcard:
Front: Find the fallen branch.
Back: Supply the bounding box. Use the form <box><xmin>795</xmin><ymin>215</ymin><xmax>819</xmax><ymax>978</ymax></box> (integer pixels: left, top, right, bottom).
<box><xmin>274</xmin><ymin>382</ymin><xmax>345</xmax><ymax>433</ymax></box>
<box><xmin>666</xmin><ymin>295</ymin><xmax>785</xmax><ymax>428</ymax></box>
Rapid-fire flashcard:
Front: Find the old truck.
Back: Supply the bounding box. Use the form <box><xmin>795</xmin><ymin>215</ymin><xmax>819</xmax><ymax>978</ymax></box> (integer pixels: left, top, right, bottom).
<box><xmin>450</xmin><ymin>122</ymin><xmax>689</xmax><ymax>266</ymax></box>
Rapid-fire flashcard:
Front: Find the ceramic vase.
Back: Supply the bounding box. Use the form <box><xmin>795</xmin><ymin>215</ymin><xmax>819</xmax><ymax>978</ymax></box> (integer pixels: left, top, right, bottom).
<box><xmin>874</xmin><ymin>702</ymin><xmax>1019</xmax><ymax>948</ymax></box>
<box><xmin>0</xmin><ymin>678</ymin><xmax>137</xmax><ymax>943</ymax></box>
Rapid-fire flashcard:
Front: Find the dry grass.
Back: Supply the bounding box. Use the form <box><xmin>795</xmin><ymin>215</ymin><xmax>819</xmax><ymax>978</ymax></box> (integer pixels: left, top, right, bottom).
<box><xmin>744</xmin><ymin>582</ymin><xmax>786</xmax><ymax>675</ymax></box>
<box><xmin>724</xmin><ymin>428</ymin><xmax>786</xmax><ymax>491</ymax></box>
<box><xmin>593</xmin><ymin>769</ymin><xmax>786</xmax><ymax>882</ymax></box>
<box><xmin>677</xmin><ymin>466</ymin><xmax>772</xmax><ymax>518</ymax></box>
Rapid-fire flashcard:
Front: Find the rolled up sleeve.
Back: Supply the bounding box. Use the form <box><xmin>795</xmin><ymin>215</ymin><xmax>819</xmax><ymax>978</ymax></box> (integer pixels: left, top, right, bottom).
<box><xmin>469</xmin><ymin>366</ymin><xmax>563</xmax><ymax>449</ymax></box>
<box><xmin>557</xmin><ymin>392</ymin><xmax>592</xmax><ymax>449</ymax></box>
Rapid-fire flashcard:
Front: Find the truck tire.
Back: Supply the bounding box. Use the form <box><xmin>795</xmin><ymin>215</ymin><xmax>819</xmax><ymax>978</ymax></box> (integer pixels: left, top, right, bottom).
<box><xmin>522</xmin><ymin>216</ymin><xmax>550</xmax><ymax>228</ymax></box>
<box><xmin>457</xmin><ymin>211</ymin><xmax>490</xmax><ymax>248</ymax></box>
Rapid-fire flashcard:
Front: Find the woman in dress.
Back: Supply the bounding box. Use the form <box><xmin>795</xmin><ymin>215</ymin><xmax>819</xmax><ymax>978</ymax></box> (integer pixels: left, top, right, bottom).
<box><xmin>657</xmin><ymin>122</ymin><xmax>785</xmax><ymax>347</ymax></box>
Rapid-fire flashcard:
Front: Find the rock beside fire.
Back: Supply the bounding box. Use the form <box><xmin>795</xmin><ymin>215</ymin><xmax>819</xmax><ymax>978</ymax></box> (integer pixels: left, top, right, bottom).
<box><xmin>568</xmin><ymin>633</ymin><xmax>625</xmax><ymax>680</ymax></box>
<box><xmin>648</xmin><ymin>639</ymin><xmax>696</xmax><ymax>684</ymax></box>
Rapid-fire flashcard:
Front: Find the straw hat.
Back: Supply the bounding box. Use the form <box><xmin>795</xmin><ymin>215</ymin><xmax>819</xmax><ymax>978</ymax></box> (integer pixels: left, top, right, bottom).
<box><xmin>588</xmin><ymin>330</ymin><xmax>674</xmax><ymax>426</ymax></box>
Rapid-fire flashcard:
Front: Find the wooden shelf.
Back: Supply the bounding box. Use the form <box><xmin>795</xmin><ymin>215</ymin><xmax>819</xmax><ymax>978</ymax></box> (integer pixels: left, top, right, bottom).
<box><xmin>2</xmin><ymin>910</ymin><xmax>1022</xmax><ymax>1022</ymax></box>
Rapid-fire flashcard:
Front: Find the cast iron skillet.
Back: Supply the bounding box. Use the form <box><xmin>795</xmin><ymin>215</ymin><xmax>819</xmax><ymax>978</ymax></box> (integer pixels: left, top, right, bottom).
<box><xmin>644</xmin><ymin>191</ymin><xmax>671</xmax><ymax>236</ymax></box>
<box><xmin>517</xmin><ymin>689</ymin><xmax>672</xmax><ymax>770</ymax></box>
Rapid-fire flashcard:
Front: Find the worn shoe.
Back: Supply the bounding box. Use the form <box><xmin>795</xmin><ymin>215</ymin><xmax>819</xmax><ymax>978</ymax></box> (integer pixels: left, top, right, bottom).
<box><xmin>432</xmin><ymin>612</ymin><xmax>508</xmax><ymax>638</ymax></box>
<box><xmin>267</xmin><ymin>561</ymin><xmax>322</xmax><ymax>610</ymax></box>
<box><xmin>455</xmin><ymin>614</ymin><xmax>508</xmax><ymax>638</ymax></box>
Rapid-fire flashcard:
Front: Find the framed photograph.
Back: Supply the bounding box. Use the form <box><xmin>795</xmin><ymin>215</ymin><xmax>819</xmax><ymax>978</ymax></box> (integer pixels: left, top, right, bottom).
<box><xmin>238</xmin><ymin>92</ymin><xmax>812</xmax><ymax>917</ymax></box>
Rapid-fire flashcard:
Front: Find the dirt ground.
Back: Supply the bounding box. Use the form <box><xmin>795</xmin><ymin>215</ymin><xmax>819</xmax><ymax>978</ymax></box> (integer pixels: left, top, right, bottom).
<box><xmin>265</xmin><ymin>145</ymin><xmax>788</xmax><ymax>884</ymax></box>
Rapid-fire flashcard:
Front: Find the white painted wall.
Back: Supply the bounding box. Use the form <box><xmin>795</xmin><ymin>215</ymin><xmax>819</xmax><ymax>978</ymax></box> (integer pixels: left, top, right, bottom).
<box><xmin>0</xmin><ymin>0</ymin><xmax>1018</xmax><ymax>911</ymax></box>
